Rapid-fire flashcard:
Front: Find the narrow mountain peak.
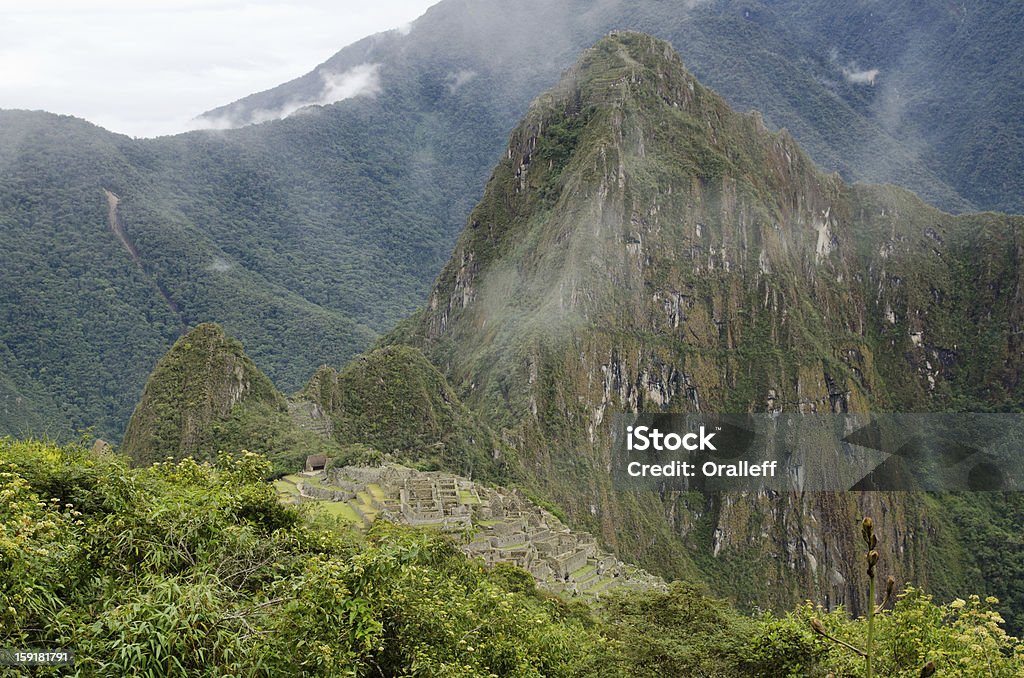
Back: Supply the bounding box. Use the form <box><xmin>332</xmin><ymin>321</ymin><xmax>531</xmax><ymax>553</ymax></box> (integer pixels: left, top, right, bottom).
<box><xmin>558</xmin><ymin>31</ymin><xmax>696</xmax><ymax>104</ymax></box>
<box><xmin>122</xmin><ymin>322</ymin><xmax>287</xmax><ymax>466</ymax></box>
<box><xmin>422</xmin><ymin>32</ymin><xmax>833</xmax><ymax>348</ymax></box>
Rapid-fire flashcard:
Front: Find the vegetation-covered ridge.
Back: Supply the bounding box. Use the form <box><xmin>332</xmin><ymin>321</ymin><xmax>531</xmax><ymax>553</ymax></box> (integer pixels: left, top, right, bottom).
<box><xmin>5</xmin><ymin>1</ymin><xmax>1024</xmax><ymax>442</ymax></box>
<box><xmin>118</xmin><ymin>323</ymin><xmax>511</xmax><ymax>483</ymax></box>
<box><xmin>121</xmin><ymin>323</ymin><xmax>339</xmax><ymax>476</ymax></box>
<box><xmin>303</xmin><ymin>345</ymin><xmax>515</xmax><ymax>483</ymax></box>
<box><xmin>396</xmin><ymin>32</ymin><xmax>1024</xmax><ymax>624</ymax></box>
<box><xmin>3</xmin><ymin>438</ymin><xmax>1022</xmax><ymax>676</ymax></box>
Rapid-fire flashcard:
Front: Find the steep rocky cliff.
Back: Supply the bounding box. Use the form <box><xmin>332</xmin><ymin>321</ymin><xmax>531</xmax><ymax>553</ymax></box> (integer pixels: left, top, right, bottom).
<box><xmin>397</xmin><ymin>33</ymin><xmax>1022</xmax><ymax>614</ymax></box>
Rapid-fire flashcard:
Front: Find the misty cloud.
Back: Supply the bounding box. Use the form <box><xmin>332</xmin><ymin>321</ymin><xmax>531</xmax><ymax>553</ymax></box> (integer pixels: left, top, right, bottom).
<box><xmin>193</xmin><ymin>62</ymin><xmax>382</xmax><ymax>130</ymax></box>
<box><xmin>446</xmin><ymin>69</ymin><xmax>477</xmax><ymax>93</ymax></box>
<box><xmin>842</xmin><ymin>66</ymin><xmax>879</xmax><ymax>85</ymax></box>
<box><xmin>207</xmin><ymin>257</ymin><xmax>233</xmax><ymax>273</ymax></box>
<box><xmin>318</xmin><ymin>63</ymin><xmax>382</xmax><ymax>108</ymax></box>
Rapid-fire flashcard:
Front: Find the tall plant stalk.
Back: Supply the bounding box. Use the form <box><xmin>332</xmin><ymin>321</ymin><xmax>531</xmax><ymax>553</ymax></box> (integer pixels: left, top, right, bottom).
<box><xmin>862</xmin><ymin>516</ymin><xmax>879</xmax><ymax>678</ymax></box>
<box><xmin>866</xmin><ymin>568</ymin><xmax>875</xmax><ymax>678</ymax></box>
<box><xmin>812</xmin><ymin>517</ymin><xmax>907</xmax><ymax>677</ymax></box>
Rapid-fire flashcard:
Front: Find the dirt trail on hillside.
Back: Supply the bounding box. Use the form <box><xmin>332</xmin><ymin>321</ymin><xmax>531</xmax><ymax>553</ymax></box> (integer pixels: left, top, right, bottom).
<box><xmin>104</xmin><ymin>189</ymin><xmax>187</xmax><ymax>334</ymax></box>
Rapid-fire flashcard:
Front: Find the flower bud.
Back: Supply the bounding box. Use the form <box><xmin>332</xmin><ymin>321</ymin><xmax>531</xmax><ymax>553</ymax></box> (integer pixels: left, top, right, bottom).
<box><xmin>866</xmin><ymin>550</ymin><xmax>879</xmax><ymax>576</ymax></box>
<box><xmin>861</xmin><ymin>517</ymin><xmax>874</xmax><ymax>546</ymax></box>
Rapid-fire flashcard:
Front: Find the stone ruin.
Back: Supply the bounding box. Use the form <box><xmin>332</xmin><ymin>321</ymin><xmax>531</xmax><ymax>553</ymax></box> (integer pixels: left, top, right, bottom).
<box><xmin>286</xmin><ymin>463</ymin><xmax>664</xmax><ymax>598</ymax></box>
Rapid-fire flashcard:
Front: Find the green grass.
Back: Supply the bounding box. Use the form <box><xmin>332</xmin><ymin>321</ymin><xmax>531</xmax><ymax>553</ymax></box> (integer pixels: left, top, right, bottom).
<box><xmin>311</xmin><ymin>500</ymin><xmax>363</xmax><ymax>525</ymax></box>
<box><xmin>273</xmin><ymin>478</ymin><xmax>301</xmax><ymax>497</ymax></box>
<box><xmin>499</xmin><ymin>541</ymin><xmax>528</xmax><ymax>550</ymax></box>
<box><xmin>571</xmin><ymin>564</ymin><xmax>596</xmax><ymax>581</ymax></box>
<box><xmin>367</xmin><ymin>483</ymin><xmax>387</xmax><ymax>501</ymax></box>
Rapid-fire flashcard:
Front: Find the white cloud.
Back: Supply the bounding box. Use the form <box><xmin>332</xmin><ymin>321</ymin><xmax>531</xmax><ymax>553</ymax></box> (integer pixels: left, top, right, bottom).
<box><xmin>0</xmin><ymin>48</ymin><xmax>45</xmax><ymax>87</ymax></box>
<box><xmin>207</xmin><ymin>256</ymin><xmax>233</xmax><ymax>272</ymax></box>
<box><xmin>0</xmin><ymin>1</ymin><xmax>437</xmax><ymax>137</ymax></box>
<box><xmin>842</xmin><ymin>67</ymin><xmax>880</xmax><ymax>85</ymax></box>
<box><xmin>320</xmin><ymin>64</ymin><xmax>382</xmax><ymax>107</ymax></box>
<box><xmin>193</xmin><ymin>63</ymin><xmax>383</xmax><ymax>129</ymax></box>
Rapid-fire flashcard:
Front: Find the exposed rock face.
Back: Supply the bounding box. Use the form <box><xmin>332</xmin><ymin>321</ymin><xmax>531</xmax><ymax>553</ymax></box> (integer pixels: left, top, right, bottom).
<box><xmin>399</xmin><ymin>33</ymin><xmax>1021</xmax><ymax>613</ymax></box>
<box><xmin>122</xmin><ymin>323</ymin><xmax>287</xmax><ymax>465</ymax></box>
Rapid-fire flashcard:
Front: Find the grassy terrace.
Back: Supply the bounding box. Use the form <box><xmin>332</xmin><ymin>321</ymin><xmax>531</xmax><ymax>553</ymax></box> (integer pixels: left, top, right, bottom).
<box><xmin>367</xmin><ymin>483</ymin><xmax>387</xmax><ymax>501</ymax></box>
<box><xmin>273</xmin><ymin>473</ymin><xmax>379</xmax><ymax>528</ymax></box>
<box><xmin>313</xmin><ymin>501</ymin><xmax>363</xmax><ymax>525</ymax></box>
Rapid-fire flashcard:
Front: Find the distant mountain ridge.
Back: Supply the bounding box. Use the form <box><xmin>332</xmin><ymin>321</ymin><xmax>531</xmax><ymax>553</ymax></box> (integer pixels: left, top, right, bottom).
<box><xmin>203</xmin><ymin>0</ymin><xmax>1024</xmax><ymax>216</ymax></box>
<box><xmin>2</xmin><ymin>0</ymin><xmax>1022</xmax><ymax>444</ymax></box>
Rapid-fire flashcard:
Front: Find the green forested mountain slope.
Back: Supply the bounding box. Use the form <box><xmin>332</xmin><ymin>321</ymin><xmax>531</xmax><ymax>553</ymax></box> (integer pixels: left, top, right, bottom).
<box><xmin>394</xmin><ymin>32</ymin><xmax>1023</xmax><ymax>621</ymax></box>
<box><xmin>0</xmin><ymin>353</ymin><xmax>69</xmax><ymax>439</ymax></box>
<box><xmin>120</xmin><ymin>321</ymin><xmax>511</xmax><ymax>481</ymax></box>
<box><xmin>121</xmin><ymin>323</ymin><xmax>287</xmax><ymax>466</ymax></box>
<box><xmin>2</xmin><ymin>0</ymin><xmax>1021</xmax><ymax>442</ymax></box>
<box><xmin>0</xmin><ymin>112</ymin><xmax>181</xmax><ymax>437</ymax></box>
<box><xmin>0</xmin><ymin>112</ymin><xmax>374</xmax><ymax>440</ymax></box>
<box><xmin>303</xmin><ymin>345</ymin><xmax>514</xmax><ymax>482</ymax></box>
<box><xmin>121</xmin><ymin>323</ymin><xmax>340</xmax><ymax>474</ymax></box>
<box><xmin>765</xmin><ymin>0</ymin><xmax>1024</xmax><ymax>212</ymax></box>
<box><xmin>206</xmin><ymin>0</ymin><xmax>1024</xmax><ymax>215</ymax></box>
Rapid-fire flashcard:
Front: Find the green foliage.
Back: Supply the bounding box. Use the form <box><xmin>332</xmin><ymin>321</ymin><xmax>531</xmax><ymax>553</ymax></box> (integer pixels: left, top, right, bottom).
<box><xmin>332</xmin><ymin>443</ymin><xmax>384</xmax><ymax>468</ymax></box>
<box><xmin>3</xmin><ymin>438</ymin><xmax>1022</xmax><ymax>675</ymax></box>
<box><xmin>784</xmin><ymin>590</ymin><xmax>1024</xmax><ymax>677</ymax></box>
<box><xmin>0</xmin><ymin>347</ymin><xmax>70</xmax><ymax>440</ymax></box>
<box><xmin>304</xmin><ymin>346</ymin><xmax>514</xmax><ymax>483</ymax></box>
<box><xmin>122</xmin><ymin>324</ymin><xmax>279</xmax><ymax>463</ymax></box>
<box><xmin>211</xmin><ymin>401</ymin><xmax>343</xmax><ymax>479</ymax></box>
<box><xmin>945</xmin><ymin>492</ymin><xmax>1024</xmax><ymax>636</ymax></box>
<box><xmin>0</xmin><ymin>439</ymin><xmax>600</xmax><ymax>676</ymax></box>
<box><xmin>536</xmin><ymin>108</ymin><xmax>595</xmax><ymax>205</ymax></box>
<box><xmin>588</xmin><ymin>582</ymin><xmax>761</xmax><ymax>677</ymax></box>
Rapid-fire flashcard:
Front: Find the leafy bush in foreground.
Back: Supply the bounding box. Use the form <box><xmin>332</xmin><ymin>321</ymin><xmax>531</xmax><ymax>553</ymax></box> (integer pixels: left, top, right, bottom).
<box><xmin>2</xmin><ymin>439</ymin><xmax>1022</xmax><ymax>677</ymax></box>
<box><xmin>0</xmin><ymin>439</ymin><xmax>594</xmax><ymax>676</ymax></box>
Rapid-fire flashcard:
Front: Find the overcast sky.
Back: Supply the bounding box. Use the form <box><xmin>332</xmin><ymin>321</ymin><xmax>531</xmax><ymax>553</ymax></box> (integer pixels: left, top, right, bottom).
<box><xmin>0</xmin><ymin>0</ymin><xmax>438</xmax><ymax>138</ymax></box>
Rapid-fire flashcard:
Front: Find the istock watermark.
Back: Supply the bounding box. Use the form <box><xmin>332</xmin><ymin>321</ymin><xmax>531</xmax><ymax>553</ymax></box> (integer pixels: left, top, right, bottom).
<box><xmin>610</xmin><ymin>413</ymin><xmax>1024</xmax><ymax>492</ymax></box>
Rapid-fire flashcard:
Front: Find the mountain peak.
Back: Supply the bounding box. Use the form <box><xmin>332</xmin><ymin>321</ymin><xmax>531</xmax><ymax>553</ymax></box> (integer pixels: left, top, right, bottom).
<box><xmin>122</xmin><ymin>323</ymin><xmax>287</xmax><ymax>466</ymax></box>
<box><xmin>419</xmin><ymin>32</ymin><xmax>827</xmax><ymax>347</ymax></box>
<box><xmin>559</xmin><ymin>31</ymin><xmax>694</xmax><ymax>102</ymax></box>
<box><xmin>400</xmin><ymin>32</ymin><xmax>1024</xmax><ymax>609</ymax></box>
